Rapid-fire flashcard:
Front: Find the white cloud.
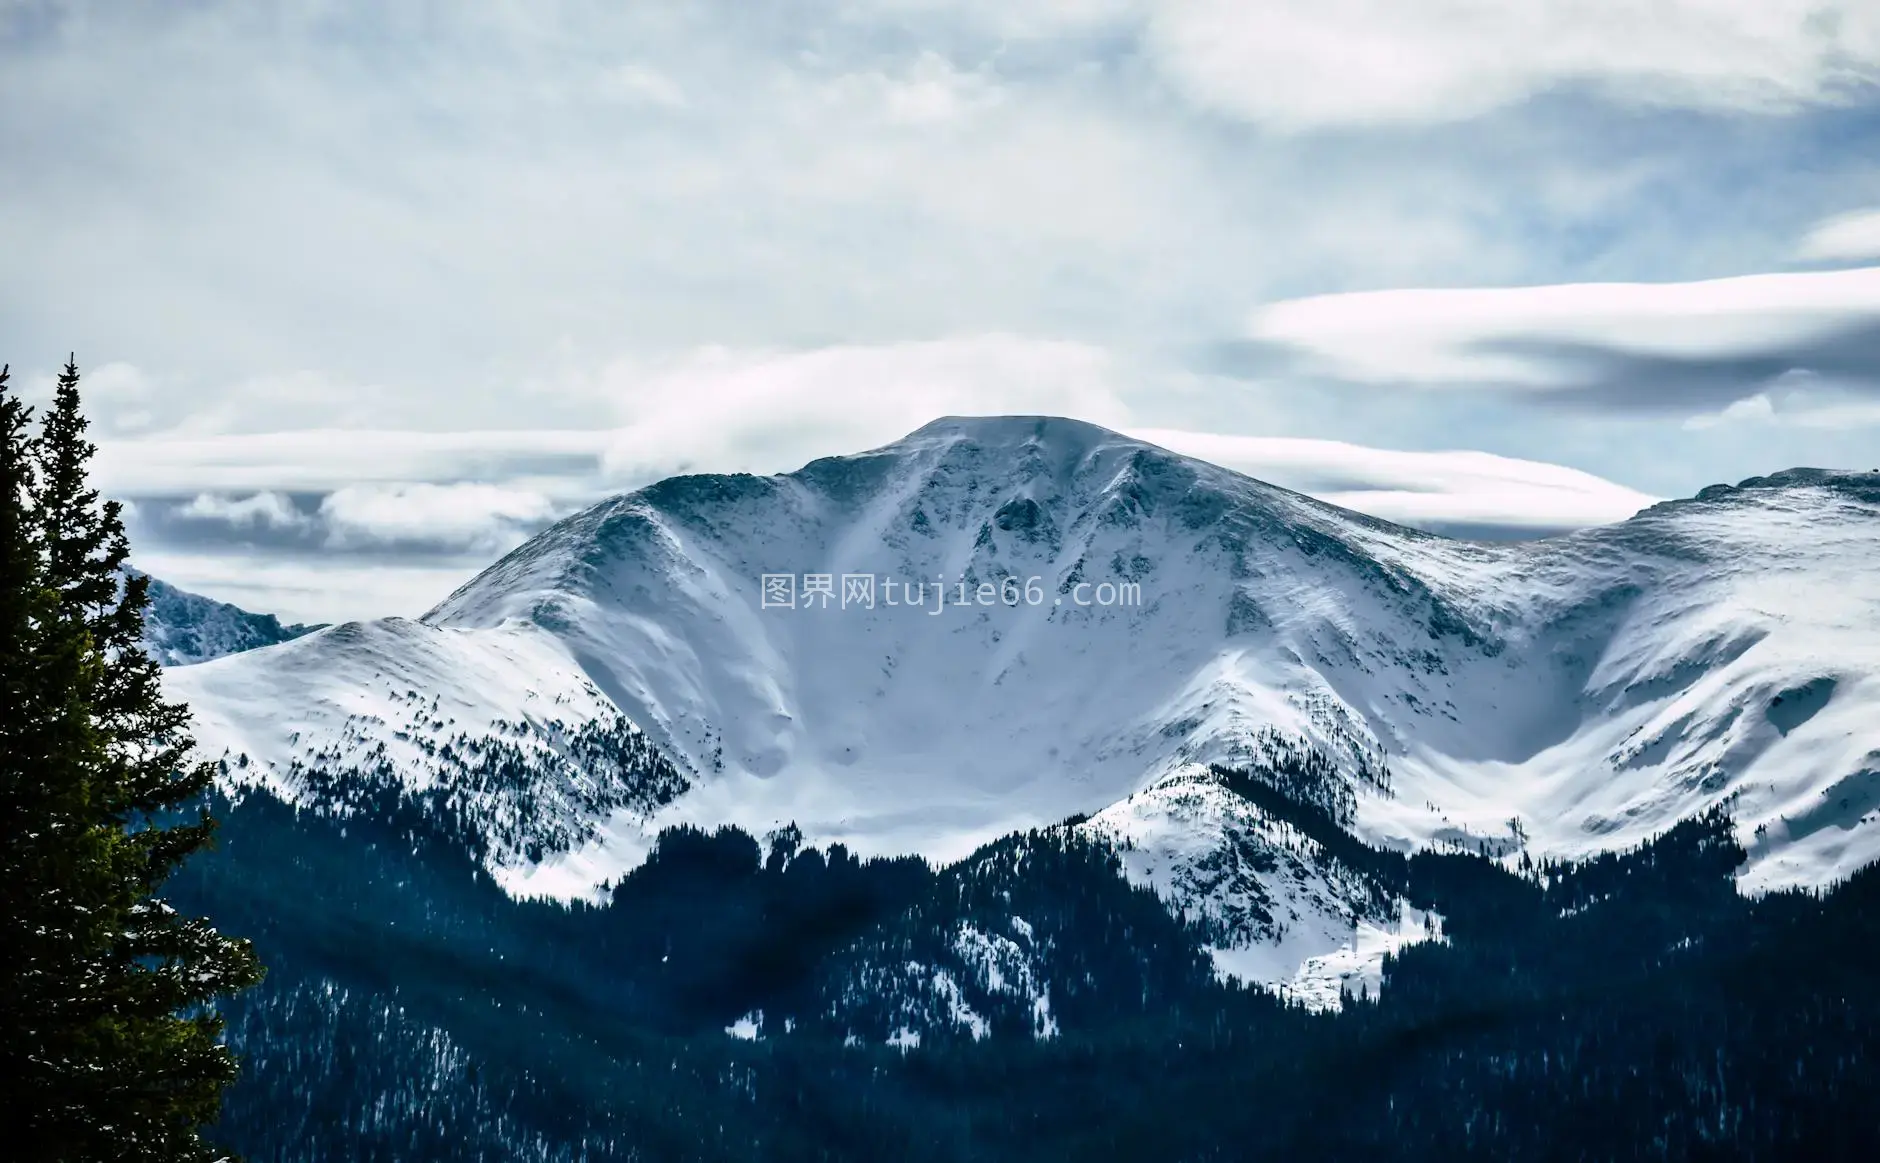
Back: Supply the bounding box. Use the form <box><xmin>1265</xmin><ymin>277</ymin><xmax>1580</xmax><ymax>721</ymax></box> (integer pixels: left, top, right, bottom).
<box><xmin>127</xmin><ymin>550</ymin><xmax>477</xmax><ymax>625</ymax></box>
<box><xmin>94</xmin><ymin>429</ymin><xmax>609</xmax><ymax>495</ymax></box>
<box><xmin>11</xmin><ymin>361</ymin><xmax>165</xmax><ymax>435</ymax></box>
<box><xmin>888</xmin><ymin>0</ymin><xmax>1880</xmax><ymax>135</ymax></box>
<box><xmin>596</xmin><ymin>64</ymin><xmax>688</xmax><ymax>109</ymax></box>
<box><xmin>1133</xmin><ymin>0</ymin><xmax>1880</xmax><ymax>129</ymax></box>
<box><xmin>1245</xmin><ymin>266</ymin><xmax>1880</xmax><ymax>388</ymax></box>
<box><xmin>596</xmin><ymin>335</ymin><xmax>1134</xmax><ymax>481</ymax></box>
<box><xmin>871</xmin><ymin>0</ymin><xmax>1138</xmax><ymax>37</ymax></box>
<box><xmin>1132</xmin><ymin>428</ymin><xmax>1657</xmax><ymax>529</ymax></box>
<box><xmin>870</xmin><ymin>53</ymin><xmax>1005</xmax><ymax>126</ymax></box>
<box><xmin>318</xmin><ymin>483</ymin><xmax>557</xmax><ymax>551</ymax></box>
<box><xmin>96</xmin><ymin>337</ymin><xmax>1130</xmax><ymax>498</ymax></box>
<box><xmin>1684</xmin><ymin>390</ymin><xmax>1880</xmax><ymax>430</ymax></box>
<box><xmin>80</xmin><ymin>360</ymin><xmax>154</xmax><ymax>400</ymax></box>
<box><xmin>879</xmin><ymin>0</ymin><xmax>1880</xmax><ymax>128</ymax></box>
<box><xmin>1683</xmin><ymin>394</ymin><xmax>1779</xmax><ymax>430</ymax></box>
<box><xmin>78</xmin><ymin>361</ymin><xmax>166</xmax><ymax>434</ymax></box>
<box><xmin>5</xmin><ymin>0</ymin><xmax>1668</xmax><ymax>416</ymax></box>
<box><xmin>177</xmin><ymin>491</ymin><xmax>308</xmax><ymax>529</ymax></box>
<box><xmin>1797</xmin><ymin>207</ymin><xmax>1880</xmax><ymax>263</ymax></box>
<box><xmin>803</xmin><ymin>52</ymin><xmax>1007</xmax><ymax>129</ymax></box>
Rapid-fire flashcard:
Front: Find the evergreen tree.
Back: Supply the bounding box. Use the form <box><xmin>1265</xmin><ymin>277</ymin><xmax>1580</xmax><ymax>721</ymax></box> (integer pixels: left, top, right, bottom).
<box><xmin>0</xmin><ymin>359</ymin><xmax>263</xmax><ymax>1161</ymax></box>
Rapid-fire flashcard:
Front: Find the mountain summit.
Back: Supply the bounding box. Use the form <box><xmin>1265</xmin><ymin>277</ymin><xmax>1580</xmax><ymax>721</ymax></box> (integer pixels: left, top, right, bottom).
<box><xmin>165</xmin><ymin>419</ymin><xmax>1880</xmax><ymax>991</ymax></box>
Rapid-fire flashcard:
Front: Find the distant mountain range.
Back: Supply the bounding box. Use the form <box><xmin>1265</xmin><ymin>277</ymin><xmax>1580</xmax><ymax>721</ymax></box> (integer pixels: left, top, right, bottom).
<box><xmin>155</xmin><ymin>417</ymin><xmax>1880</xmax><ymax>1011</ymax></box>
<box><xmin>136</xmin><ymin>571</ymin><xmax>324</xmax><ymax>667</ymax></box>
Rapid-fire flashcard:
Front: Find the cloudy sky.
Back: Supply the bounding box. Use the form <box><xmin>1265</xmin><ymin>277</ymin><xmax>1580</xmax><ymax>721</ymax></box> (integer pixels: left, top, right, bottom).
<box><xmin>5</xmin><ymin>0</ymin><xmax>1880</xmax><ymax>622</ymax></box>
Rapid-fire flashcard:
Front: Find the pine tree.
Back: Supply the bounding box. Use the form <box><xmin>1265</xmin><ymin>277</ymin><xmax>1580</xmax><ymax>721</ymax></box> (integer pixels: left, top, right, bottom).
<box><xmin>0</xmin><ymin>359</ymin><xmax>263</xmax><ymax>1161</ymax></box>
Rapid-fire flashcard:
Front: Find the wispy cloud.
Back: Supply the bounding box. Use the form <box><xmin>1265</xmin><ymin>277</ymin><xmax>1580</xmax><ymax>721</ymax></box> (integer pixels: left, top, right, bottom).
<box><xmin>1133</xmin><ymin>428</ymin><xmax>1658</xmax><ymax>531</ymax></box>
<box><xmin>815</xmin><ymin>52</ymin><xmax>1007</xmax><ymax>127</ymax></box>
<box><xmin>319</xmin><ymin>483</ymin><xmax>557</xmax><ymax>552</ymax></box>
<box><xmin>595</xmin><ymin>64</ymin><xmax>689</xmax><ymax>110</ymax></box>
<box><xmin>1683</xmin><ymin>372</ymin><xmax>1880</xmax><ymax>429</ymax></box>
<box><xmin>95</xmin><ymin>429</ymin><xmax>609</xmax><ymax>495</ymax></box>
<box><xmin>1138</xmin><ymin>0</ymin><xmax>1880</xmax><ymax>130</ymax></box>
<box><xmin>894</xmin><ymin>0</ymin><xmax>1880</xmax><ymax>129</ymax></box>
<box><xmin>1797</xmin><ymin>207</ymin><xmax>1880</xmax><ymax>263</ymax></box>
<box><xmin>596</xmin><ymin>336</ymin><xmax>1132</xmax><ymax>481</ymax></box>
<box><xmin>124</xmin><ymin>548</ymin><xmax>484</xmax><ymax>626</ymax></box>
<box><xmin>1241</xmin><ymin>266</ymin><xmax>1880</xmax><ymax>411</ymax></box>
<box><xmin>177</xmin><ymin>491</ymin><xmax>308</xmax><ymax>530</ymax></box>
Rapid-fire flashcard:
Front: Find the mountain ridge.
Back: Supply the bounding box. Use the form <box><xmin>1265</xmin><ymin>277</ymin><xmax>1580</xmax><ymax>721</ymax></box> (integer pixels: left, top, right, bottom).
<box><xmin>162</xmin><ymin>416</ymin><xmax>1880</xmax><ymax>996</ymax></box>
<box><xmin>136</xmin><ymin>571</ymin><xmax>325</xmax><ymax>666</ymax></box>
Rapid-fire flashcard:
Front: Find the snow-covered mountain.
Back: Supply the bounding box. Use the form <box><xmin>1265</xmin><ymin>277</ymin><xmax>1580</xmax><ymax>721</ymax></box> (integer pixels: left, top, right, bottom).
<box><xmin>163</xmin><ymin>417</ymin><xmax>1880</xmax><ymax>998</ymax></box>
<box><xmin>137</xmin><ymin>572</ymin><xmax>324</xmax><ymax>666</ymax></box>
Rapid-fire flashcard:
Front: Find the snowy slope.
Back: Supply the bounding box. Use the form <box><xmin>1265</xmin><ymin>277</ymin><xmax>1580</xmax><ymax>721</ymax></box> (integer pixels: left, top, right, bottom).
<box><xmin>138</xmin><ymin>572</ymin><xmax>323</xmax><ymax>666</ymax></box>
<box><xmin>165</xmin><ymin>418</ymin><xmax>1880</xmax><ymax>994</ymax></box>
<box><xmin>420</xmin><ymin>416</ymin><xmax>1464</xmax><ymax>867</ymax></box>
<box><xmin>1079</xmin><ymin>763</ymin><xmax>1438</xmax><ymax>1008</ymax></box>
<box><xmin>1359</xmin><ymin>469</ymin><xmax>1880</xmax><ymax>894</ymax></box>
<box><xmin>172</xmin><ymin>617</ymin><xmax>688</xmax><ymax>890</ymax></box>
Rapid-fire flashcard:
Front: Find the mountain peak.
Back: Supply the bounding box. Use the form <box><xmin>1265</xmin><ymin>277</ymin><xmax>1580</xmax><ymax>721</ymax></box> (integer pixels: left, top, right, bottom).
<box><xmin>897</xmin><ymin>414</ymin><xmax>1146</xmax><ymax>456</ymax></box>
<box><xmin>175</xmin><ymin>424</ymin><xmax>1880</xmax><ymax>932</ymax></box>
<box><xmin>905</xmin><ymin>413</ymin><xmax>1124</xmax><ymax>438</ymax></box>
